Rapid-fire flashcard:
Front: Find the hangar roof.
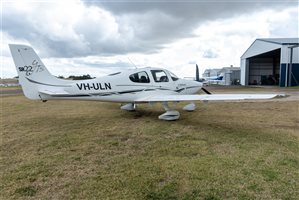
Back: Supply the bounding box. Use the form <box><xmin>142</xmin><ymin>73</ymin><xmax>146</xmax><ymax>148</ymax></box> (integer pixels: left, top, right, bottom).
<box><xmin>241</xmin><ymin>38</ymin><xmax>299</xmax><ymax>59</ymax></box>
<box><xmin>258</xmin><ymin>38</ymin><xmax>299</xmax><ymax>45</ymax></box>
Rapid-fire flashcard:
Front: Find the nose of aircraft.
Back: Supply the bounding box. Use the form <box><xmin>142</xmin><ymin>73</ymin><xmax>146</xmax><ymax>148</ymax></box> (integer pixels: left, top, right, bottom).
<box><xmin>194</xmin><ymin>80</ymin><xmax>203</xmax><ymax>87</ymax></box>
<box><xmin>193</xmin><ymin>80</ymin><xmax>203</xmax><ymax>93</ymax></box>
<box><xmin>179</xmin><ymin>79</ymin><xmax>203</xmax><ymax>94</ymax></box>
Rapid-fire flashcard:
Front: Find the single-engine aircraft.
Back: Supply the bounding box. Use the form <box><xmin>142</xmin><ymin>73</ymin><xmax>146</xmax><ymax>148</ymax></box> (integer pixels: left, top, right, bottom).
<box><xmin>9</xmin><ymin>44</ymin><xmax>280</xmax><ymax>120</ymax></box>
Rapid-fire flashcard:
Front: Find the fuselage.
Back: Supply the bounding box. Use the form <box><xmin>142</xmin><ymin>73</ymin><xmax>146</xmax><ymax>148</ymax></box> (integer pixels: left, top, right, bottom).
<box><xmin>40</xmin><ymin>67</ymin><xmax>203</xmax><ymax>102</ymax></box>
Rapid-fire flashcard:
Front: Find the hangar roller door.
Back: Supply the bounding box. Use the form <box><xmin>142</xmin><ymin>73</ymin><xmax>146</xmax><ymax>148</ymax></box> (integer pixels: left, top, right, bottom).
<box><xmin>248</xmin><ymin>49</ymin><xmax>281</xmax><ymax>85</ymax></box>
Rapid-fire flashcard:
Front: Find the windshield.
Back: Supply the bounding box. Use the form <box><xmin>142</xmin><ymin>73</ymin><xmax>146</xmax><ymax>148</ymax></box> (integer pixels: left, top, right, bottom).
<box><xmin>169</xmin><ymin>71</ymin><xmax>179</xmax><ymax>81</ymax></box>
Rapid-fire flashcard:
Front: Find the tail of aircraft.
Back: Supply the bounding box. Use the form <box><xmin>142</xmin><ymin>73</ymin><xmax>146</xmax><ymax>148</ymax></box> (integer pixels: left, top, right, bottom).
<box><xmin>217</xmin><ymin>73</ymin><xmax>224</xmax><ymax>80</ymax></box>
<box><xmin>9</xmin><ymin>44</ymin><xmax>69</xmax><ymax>100</ymax></box>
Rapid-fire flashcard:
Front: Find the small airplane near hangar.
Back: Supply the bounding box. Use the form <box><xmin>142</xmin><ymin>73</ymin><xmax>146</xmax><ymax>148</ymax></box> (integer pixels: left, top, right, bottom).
<box><xmin>9</xmin><ymin>44</ymin><xmax>280</xmax><ymax>120</ymax></box>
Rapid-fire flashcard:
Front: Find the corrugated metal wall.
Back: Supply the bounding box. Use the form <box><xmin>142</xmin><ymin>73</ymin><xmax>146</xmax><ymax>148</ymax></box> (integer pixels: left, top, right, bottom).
<box><xmin>248</xmin><ymin>57</ymin><xmax>280</xmax><ymax>85</ymax></box>
<box><xmin>280</xmin><ymin>64</ymin><xmax>299</xmax><ymax>86</ymax></box>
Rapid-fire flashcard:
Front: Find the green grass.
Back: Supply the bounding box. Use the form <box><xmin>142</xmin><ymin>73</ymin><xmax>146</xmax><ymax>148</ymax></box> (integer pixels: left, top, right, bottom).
<box><xmin>1</xmin><ymin>94</ymin><xmax>299</xmax><ymax>199</ymax></box>
<box><xmin>0</xmin><ymin>86</ymin><xmax>21</xmax><ymax>90</ymax></box>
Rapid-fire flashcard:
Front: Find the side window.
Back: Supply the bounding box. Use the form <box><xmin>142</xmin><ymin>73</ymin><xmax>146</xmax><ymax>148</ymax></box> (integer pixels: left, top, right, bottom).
<box><xmin>129</xmin><ymin>71</ymin><xmax>150</xmax><ymax>83</ymax></box>
<box><xmin>151</xmin><ymin>70</ymin><xmax>169</xmax><ymax>82</ymax></box>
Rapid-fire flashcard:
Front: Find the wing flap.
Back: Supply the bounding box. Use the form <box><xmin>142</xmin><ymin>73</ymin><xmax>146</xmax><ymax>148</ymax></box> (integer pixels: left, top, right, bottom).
<box><xmin>135</xmin><ymin>94</ymin><xmax>281</xmax><ymax>102</ymax></box>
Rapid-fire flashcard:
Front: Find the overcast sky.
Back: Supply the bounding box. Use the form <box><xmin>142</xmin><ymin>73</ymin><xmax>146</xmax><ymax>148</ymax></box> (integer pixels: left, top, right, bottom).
<box><xmin>1</xmin><ymin>0</ymin><xmax>298</xmax><ymax>78</ymax></box>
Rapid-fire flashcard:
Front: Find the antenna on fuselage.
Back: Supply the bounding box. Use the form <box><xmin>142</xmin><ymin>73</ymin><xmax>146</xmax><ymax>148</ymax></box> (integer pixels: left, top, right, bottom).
<box><xmin>127</xmin><ymin>57</ymin><xmax>138</xmax><ymax>69</ymax></box>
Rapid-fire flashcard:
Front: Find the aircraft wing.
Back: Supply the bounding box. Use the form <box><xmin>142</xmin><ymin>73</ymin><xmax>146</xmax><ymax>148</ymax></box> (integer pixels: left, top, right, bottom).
<box><xmin>135</xmin><ymin>94</ymin><xmax>281</xmax><ymax>103</ymax></box>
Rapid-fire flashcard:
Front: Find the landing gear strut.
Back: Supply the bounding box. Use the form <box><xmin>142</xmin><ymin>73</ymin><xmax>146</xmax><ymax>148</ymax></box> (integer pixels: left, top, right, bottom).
<box><xmin>120</xmin><ymin>103</ymin><xmax>136</xmax><ymax>111</ymax></box>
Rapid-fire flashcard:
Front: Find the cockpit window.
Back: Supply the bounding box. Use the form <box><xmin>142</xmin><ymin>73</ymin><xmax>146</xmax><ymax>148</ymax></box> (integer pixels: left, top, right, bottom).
<box><xmin>169</xmin><ymin>71</ymin><xmax>179</xmax><ymax>81</ymax></box>
<box><xmin>151</xmin><ymin>70</ymin><xmax>169</xmax><ymax>82</ymax></box>
<box><xmin>129</xmin><ymin>71</ymin><xmax>150</xmax><ymax>83</ymax></box>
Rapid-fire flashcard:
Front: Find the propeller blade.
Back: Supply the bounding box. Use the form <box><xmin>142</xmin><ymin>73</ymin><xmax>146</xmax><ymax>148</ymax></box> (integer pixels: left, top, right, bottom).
<box><xmin>195</xmin><ymin>64</ymin><xmax>200</xmax><ymax>82</ymax></box>
<box><xmin>201</xmin><ymin>87</ymin><xmax>211</xmax><ymax>95</ymax></box>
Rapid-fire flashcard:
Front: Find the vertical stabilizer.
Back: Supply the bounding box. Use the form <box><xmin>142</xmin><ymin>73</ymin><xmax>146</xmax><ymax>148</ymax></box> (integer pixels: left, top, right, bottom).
<box><xmin>9</xmin><ymin>44</ymin><xmax>69</xmax><ymax>100</ymax></box>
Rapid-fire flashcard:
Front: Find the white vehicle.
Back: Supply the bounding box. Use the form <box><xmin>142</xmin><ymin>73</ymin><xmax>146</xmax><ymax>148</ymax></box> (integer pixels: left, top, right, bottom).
<box><xmin>9</xmin><ymin>44</ymin><xmax>280</xmax><ymax>120</ymax></box>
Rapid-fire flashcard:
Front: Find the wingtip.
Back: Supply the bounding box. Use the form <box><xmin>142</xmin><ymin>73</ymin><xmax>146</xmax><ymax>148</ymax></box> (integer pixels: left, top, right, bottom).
<box><xmin>274</xmin><ymin>94</ymin><xmax>287</xmax><ymax>98</ymax></box>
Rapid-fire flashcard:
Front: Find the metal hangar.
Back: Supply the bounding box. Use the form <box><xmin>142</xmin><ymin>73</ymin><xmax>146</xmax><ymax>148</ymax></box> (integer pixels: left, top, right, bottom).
<box><xmin>240</xmin><ymin>38</ymin><xmax>299</xmax><ymax>87</ymax></box>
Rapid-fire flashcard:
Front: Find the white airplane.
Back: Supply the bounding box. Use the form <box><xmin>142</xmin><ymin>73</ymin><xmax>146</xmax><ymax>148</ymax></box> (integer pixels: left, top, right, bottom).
<box><xmin>9</xmin><ymin>44</ymin><xmax>280</xmax><ymax>120</ymax></box>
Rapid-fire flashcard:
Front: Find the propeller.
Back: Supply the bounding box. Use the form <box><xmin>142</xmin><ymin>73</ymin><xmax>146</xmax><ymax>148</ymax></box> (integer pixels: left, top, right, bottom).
<box><xmin>195</xmin><ymin>64</ymin><xmax>200</xmax><ymax>82</ymax></box>
<box><xmin>195</xmin><ymin>64</ymin><xmax>211</xmax><ymax>95</ymax></box>
<box><xmin>201</xmin><ymin>87</ymin><xmax>211</xmax><ymax>95</ymax></box>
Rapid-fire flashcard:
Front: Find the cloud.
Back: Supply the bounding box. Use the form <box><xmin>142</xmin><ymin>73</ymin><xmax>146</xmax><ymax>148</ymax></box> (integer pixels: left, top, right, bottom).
<box><xmin>92</xmin><ymin>0</ymin><xmax>293</xmax><ymax>20</ymax></box>
<box><xmin>3</xmin><ymin>1</ymin><xmax>186</xmax><ymax>58</ymax></box>
<box><xmin>92</xmin><ymin>0</ymin><xmax>295</xmax><ymax>41</ymax></box>
<box><xmin>42</xmin><ymin>57</ymin><xmax>133</xmax><ymax>77</ymax></box>
<box><xmin>3</xmin><ymin>1</ymin><xmax>296</xmax><ymax>58</ymax></box>
<box><xmin>1</xmin><ymin>1</ymin><xmax>298</xmax><ymax>78</ymax></box>
<box><xmin>268</xmin><ymin>6</ymin><xmax>299</xmax><ymax>37</ymax></box>
<box><xmin>203</xmin><ymin>49</ymin><xmax>219</xmax><ymax>58</ymax></box>
<box><xmin>3</xmin><ymin>1</ymin><xmax>121</xmax><ymax>57</ymax></box>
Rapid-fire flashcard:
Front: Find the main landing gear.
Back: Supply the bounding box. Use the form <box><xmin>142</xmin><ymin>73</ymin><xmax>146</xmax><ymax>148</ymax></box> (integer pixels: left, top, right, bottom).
<box><xmin>158</xmin><ymin>102</ymin><xmax>196</xmax><ymax>121</ymax></box>
<box><xmin>120</xmin><ymin>102</ymin><xmax>197</xmax><ymax>121</ymax></box>
<box><xmin>120</xmin><ymin>103</ymin><xmax>136</xmax><ymax>111</ymax></box>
